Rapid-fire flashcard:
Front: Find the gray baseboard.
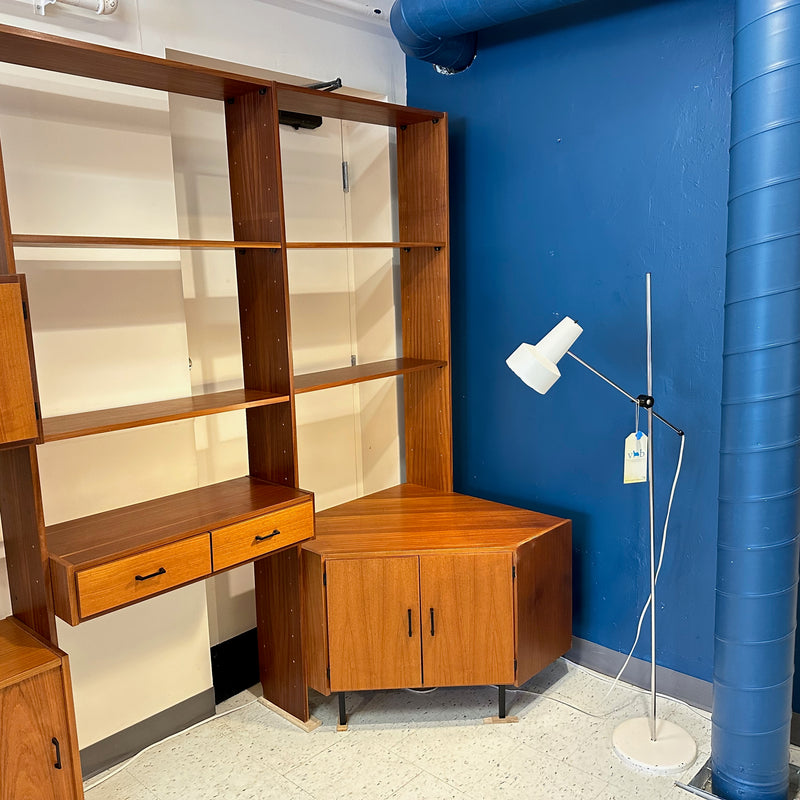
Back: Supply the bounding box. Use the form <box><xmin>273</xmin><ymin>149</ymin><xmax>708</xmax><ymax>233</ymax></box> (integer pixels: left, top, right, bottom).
<box><xmin>565</xmin><ymin>636</ymin><xmax>713</xmax><ymax>712</ymax></box>
<box><xmin>79</xmin><ymin>687</ymin><xmax>216</xmax><ymax>780</ymax></box>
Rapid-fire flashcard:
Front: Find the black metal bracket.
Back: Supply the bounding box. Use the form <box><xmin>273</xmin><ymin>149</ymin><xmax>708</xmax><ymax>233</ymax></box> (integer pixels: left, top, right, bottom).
<box><xmin>636</xmin><ymin>394</ymin><xmax>655</xmax><ymax>409</ymax></box>
<box><xmin>338</xmin><ymin>692</ymin><xmax>347</xmax><ymax>727</ymax></box>
<box><xmin>498</xmin><ymin>686</ymin><xmax>507</xmax><ymax>719</ymax></box>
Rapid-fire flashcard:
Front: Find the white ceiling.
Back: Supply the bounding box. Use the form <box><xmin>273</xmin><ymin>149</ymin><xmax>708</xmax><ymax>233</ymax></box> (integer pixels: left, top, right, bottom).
<box><xmin>255</xmin><ymin>0</ymin><xmax>393</xmax><ymax>30</ymax></box>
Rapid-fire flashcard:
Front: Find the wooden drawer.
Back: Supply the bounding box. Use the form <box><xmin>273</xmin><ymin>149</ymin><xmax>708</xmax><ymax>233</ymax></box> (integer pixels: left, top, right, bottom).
<box><xmin>76</xmin><ymin>534</ymin><xmax>211</xmax><ymax>619</ymax></box>
<box><xmin>211</xmin><ymin>501</ymin><xmax>314</xmax><ymax>571</ymax></box>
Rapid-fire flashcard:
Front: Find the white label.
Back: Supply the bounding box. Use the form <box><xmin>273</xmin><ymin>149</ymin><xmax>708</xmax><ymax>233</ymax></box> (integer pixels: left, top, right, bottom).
<box><xmin>624</xmin><ymin>432</ymin><xmax>648</xmax><ymax>484</ymax></box>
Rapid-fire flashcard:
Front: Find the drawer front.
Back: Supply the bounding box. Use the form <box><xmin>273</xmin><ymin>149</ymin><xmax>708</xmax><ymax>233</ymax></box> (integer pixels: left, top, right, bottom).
<box><xmin>212</xmin><ymin>502</ymin><xmax>314</xmax><ymax>571</ymax></box>
<box><xmin>76</xmin><ymin>534</ymin><xmax>211</xmax><ymax>619</ymax></box>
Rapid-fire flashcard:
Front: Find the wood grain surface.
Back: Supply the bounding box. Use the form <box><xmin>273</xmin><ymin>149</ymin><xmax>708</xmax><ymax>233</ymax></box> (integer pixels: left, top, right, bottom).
<box><xmin>0</xmin><ymin>140</ymin><xmax>14</xmax><ymax>276</ymax></box>
<box><xmin>0</xmin><ymin>618</ymin><xmax>59</xmax><ymax>691</ymax></box>
<box><xmin>0</xmin><ymin>668</ymin><xmax>80</xmax><ymax>799</ymax></box>
<box><xmin>301</xmin><ymin>551</ymin><xmax>329</xmax><ymax>695</ymax></box>
<box><xmin>326</xmin><ymin>556</ymin><xmax>422</xmax><ymax>692</ymax></box>
<box><xmin>0</xmin><ymin>447</ymin><xmax>55</xmax><ymax>643</ymax></box>
<box><xmin>0</xmin><ymin>279</ymin><xmax>39</xmax><ymax>447</ymax></box>
<box><xmin>211</xmin><ymin>499</ymin><xmax>313</xmax><ymax>572</ymax></box>
<box><xmin>293</xmin><ymin>358</ymin><xmax>445</xmax><ymax>394</ymax></box>
<box><xmin>254</xmin><ymin>547</ymin><xmax>309</xmax><ymax>722</ymax></box>
<box><xmin>514</xmin><ymin>522</ymin><xmax>572</xmax><ymax>686</ymax></box>
<box><xmin>308</xmin><ymin>484</ymin><xmax>568</xmax><ymax>558</ymax></box>
<box><xmin>46</xmin><ymin>477</ymin><xmax>311</xmax><ymax>568</ymax></box>
<box><xmin>276</xmin><ymin>83</ymin><xmax>444</xmax><ymax>127</ymax></box>
<box><xmin>42</xmin><ymin>388</ymin><xmax>289</xmax><ymax>442</ymax></box>
<box><xmin>420</xmin><ymin>552</ymin><xmax>515</xmax><ymax>687</ymax></box>
<box><xmin>12</xmin><ymin>235</ymin><xmax>281</xmax><ymax>250</ymax></box>
<box><xmin>398</xmin><ymin>117</ymin><xmax>452</xmax><ymax>491</ymax></box>
<box><xmin>75</xmin><ymin>534</ymin><xmax>211</xmax><ymax>619</ymax></box>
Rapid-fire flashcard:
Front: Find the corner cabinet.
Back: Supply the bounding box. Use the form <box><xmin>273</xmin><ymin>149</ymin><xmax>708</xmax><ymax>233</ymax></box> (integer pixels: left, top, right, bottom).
<box><xmin>0</xmin><ymin>617</ymin><xmax>83</xmax><ymax>800</ymax></box>
<box><xmin>302</xmin><ymin>485</ymin><xmax>572</xmax><ymax>720</ymax></box>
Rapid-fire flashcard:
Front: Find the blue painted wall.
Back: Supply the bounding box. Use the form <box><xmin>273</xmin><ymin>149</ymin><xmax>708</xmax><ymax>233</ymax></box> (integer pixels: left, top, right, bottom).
<box><xmin>406</xmin><ymin>0</ymin><xmax>733</xmax><ymax>681</ymax></box>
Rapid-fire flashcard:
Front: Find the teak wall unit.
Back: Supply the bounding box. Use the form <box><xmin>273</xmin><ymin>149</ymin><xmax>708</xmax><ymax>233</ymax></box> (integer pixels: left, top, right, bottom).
<box><xmin>0</xmin><ymin>616</ymin><xmax>83</xmax><ymax>800</ymax></box>
<box><xmin>0</xmin><ymin>20</ymin><xmax>451</xmax><ymax>736</ymax></box>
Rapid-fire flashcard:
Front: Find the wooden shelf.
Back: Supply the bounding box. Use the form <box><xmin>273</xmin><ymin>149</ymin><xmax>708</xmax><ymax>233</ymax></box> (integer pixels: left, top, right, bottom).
<box><xmin>286</xmin><ymin>242</ymin><xmax>445</xmax><ymax>250</ymax></box>
<box><xmin>42</xmin><ymin>389</ymin><xmax>289</xmax><ymax>442</ymax></box>
<box><xmin>46</xmin><ymin>477</ymin><xmax>310</xmax><ymax>568</ymax></box>
<box><xmin>293</xmin><ymin>358</ymin><xmax>446</xmax><ymax>394</ymax></box>
<box><xmin>13</xmin><ymin>235</ymin><xmax>281</xmax><ymax>250</ymax></box>
<box><xmin>276</xmin><ymin>83</ymin><xmax>444</xmax><ymax>127</ymax></box>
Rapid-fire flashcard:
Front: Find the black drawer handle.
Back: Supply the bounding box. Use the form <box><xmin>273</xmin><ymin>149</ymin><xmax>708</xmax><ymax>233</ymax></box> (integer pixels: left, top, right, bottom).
<box><xmin>407</xmin><ymin>609</ymin><xmax>413</xmax><ymax>638</ymax></box>
<box><xmin>255</xmin><ymin>529</ymin><xmax>281</xmax><ymax>542</ymax></box>
<box><xmin>52</xmin><ymin>737</ymin><xmax>62</xmax><ymax>770</ymax></box>
<box><xmin>135</xmin><ymin>567</ymin><xmax>166</xmax><ymax>582</ymax></box>
<box><xmin>430</xmin><ymin>607</ymin><xmax>435</xmax><ymax>636</ymax></box>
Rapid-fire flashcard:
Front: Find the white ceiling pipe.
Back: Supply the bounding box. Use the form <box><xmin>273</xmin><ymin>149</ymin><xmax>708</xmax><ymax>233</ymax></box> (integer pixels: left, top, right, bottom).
<box><xmin>34</xmin><ymin>0</ymin><xmax>118</xmax><ymax>16</ymax></box>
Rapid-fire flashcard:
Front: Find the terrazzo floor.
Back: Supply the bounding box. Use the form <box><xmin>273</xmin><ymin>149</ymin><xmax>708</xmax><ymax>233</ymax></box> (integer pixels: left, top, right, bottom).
<box><xmin>81</xmin><ymin>659</ymin><xmax>752</xmax><ymax>800</ymax></box>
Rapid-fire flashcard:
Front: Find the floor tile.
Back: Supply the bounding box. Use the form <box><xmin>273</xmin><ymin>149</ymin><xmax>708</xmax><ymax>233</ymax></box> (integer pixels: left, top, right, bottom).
<box><xmin>391</xmin><ymin>771</ymin><xmax>470</xmax><ymax>799</ymax></box>
<box><xmin>84</xmin><ymin>770</ymin><xmax>158</xmax><ymax>800</ymax></box>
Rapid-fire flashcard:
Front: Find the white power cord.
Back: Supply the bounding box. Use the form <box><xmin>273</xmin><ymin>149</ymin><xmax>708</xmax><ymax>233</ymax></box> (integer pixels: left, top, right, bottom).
<box><xmin>605</xmin><ymin>433</ymin><xmax>687</xmax><ymax>698</ymax></box>
<box><xmin>83</xmin><ymin>699</ymin><xmax>258</xmax><ymax>794</ymax></box>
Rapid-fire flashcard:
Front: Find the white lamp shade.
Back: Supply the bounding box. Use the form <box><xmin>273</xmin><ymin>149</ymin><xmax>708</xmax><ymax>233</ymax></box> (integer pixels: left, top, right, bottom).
<box><xmin>506</xmin><ymin>316</ymin><xmax>583</xmax><ymax>394</ymax></box>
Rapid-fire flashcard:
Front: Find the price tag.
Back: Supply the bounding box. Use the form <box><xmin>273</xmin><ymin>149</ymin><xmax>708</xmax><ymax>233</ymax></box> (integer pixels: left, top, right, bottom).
<box><xmin>624</xmin><ymin>431</ymin><xmax>648</xmax><ymax>484</ymax></box>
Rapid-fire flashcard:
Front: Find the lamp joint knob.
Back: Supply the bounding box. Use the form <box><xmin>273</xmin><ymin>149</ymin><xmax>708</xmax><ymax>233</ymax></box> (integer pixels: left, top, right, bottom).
<box><xmin>637</xmin><ymin>394</ymin><xmax>655</xmax><ymax>409</ymax></box>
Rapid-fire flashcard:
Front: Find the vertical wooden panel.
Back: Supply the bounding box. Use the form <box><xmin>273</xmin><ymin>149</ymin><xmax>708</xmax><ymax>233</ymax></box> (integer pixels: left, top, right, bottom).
<box><xmin>326</xmin><ymin>556</ymin><xmax>421</xmax><ymax>691</ymax></box>
<box><xmin>420</xmin><ymin>552</ymin><xmax>515</xmax><ymax>687</ymax></box>
<box><xmin>0</xmin><ymin>278</ymin><xmax>39</xmax><ymax>447</ymax></box>
<box><xmin>0</xmin><ymin>668</ymin><xmax>81</xmax><ymax>800</ymax></box>
<box><xmin>514</xmin><ymin>522</ymin><xmax>573</xmax><ymax>686</ymax></box>
<box><xmin>0</xmin><ymin>447</ymin><xmax>55</xmax><ymax>643</ymax></box>
<box><xmin>0</xmin><ymin>138</ymin><xmax>16</xmax><ymax>277</ymax></box>
<box><xmin>397</xmin><ymin>117</ymin><xmax>452</xmax><ymax>490</ymax></box>
<box><xmin>226</xmin><ymin>88</ymin><xmax>297</xmax><ymax>485</ymax></box>
<box><xmin>301</xmin><ymin>550</ymin><xmax>329</xmax><ymax>695</ymax></box>
<box><xmin>254</xmin><ymin>546</ymin><xmax>308</xmax><ymax>721</ymax></box>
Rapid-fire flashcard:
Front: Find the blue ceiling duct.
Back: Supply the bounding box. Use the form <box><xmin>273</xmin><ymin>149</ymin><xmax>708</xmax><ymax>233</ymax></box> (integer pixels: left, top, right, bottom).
<box><xmin>714</xmin><ymin>1</ymin><xmax>800</xmax><ymax>798</ymax></box>
<box><xmin>389</xmin><ymin>0</ymin><xmax>585</xmax><ymax>72</ymax></box>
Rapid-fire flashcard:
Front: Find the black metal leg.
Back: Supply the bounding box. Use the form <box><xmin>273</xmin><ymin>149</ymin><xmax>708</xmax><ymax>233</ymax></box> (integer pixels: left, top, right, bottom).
<box><xmin>338</xmin><ymin>692</ymin><xmax>347</xmax><ymax>727</ymax></box>
<box><xmin>498</xmin><ymin>685</ymin><xmax>507</xmax><ymax>719</ymax></box>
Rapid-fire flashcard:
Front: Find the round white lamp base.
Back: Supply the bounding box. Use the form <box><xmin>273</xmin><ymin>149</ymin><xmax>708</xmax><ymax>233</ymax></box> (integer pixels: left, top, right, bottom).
<box><xmin>612</xmin><ymin>717</ymin><xmax>697</xmax><ymax>775</ymax></box>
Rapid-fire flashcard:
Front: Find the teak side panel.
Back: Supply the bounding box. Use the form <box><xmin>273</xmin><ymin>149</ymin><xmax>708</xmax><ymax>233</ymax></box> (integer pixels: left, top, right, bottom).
<box><xmin>419</xmin><ymin>553</ymin><xmax>515</xmax><ymax>687</ymax></box>
<box><xmin>514</xmin><ymin>522</ymin><xmax>573</xmax><ymax>686</ymax></box>
<box><xmin>0</xmin><ymin>278</ymin><xmax>39</xmax><ymax>447</ymax></box>
<box><xmin>326</xmin><ymin>557</ymin><xmax>422</xmax><ymax>692</ymax></box>
<box><xmin>226</xmin><ymin>88</ymin><xmax>297</xmax><ymax>486</ymax></box>
<box><xmin>398</xmin><ymin>118</ymin><xmax>452</xmax><ymax>491</ymax></box>
<box><xmin>0</xmin><ymin>447</ymin><xmax>55</xmax><ymax>643</ymax></box>
<box><xmin>0</xmin><ymin>618</ymin><xmax>59</xmax><ymax>690</ymax></box>
<box><xmin>254</xmin><ymin>547</ymin><xmax>309</xmax><ymax>722</ymax></box>
<box><xmin>301</xmin><ymin>551</ymin><xmax>330</xmax><ymax>695</ymax></box>
<box><xmin>0</xmin><ymin>139</ymin><xmax>15</xmax><ymax>276</ymax></box>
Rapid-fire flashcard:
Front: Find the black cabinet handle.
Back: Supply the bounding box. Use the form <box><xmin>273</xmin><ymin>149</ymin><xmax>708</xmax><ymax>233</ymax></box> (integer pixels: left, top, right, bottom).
<box><xmin>135</xmin><ymin>567</ymin><xmax>166</xmax><ymax>582</ymax></box>
<box><xmin>52</xmin><ymin>737</ymin><xmax>62</xmax><ymax>770</ymax></box>
<box><xmin>430</xmin><ymin>607</ymin><xmax>435</xmax><ymax>636</ymax></box>
<box><xmin>407</xmin><ymin>609</ymin><xmax>413</xmax><ymax>638</ymax></box>
<box><xmin>255</xmin><ymin>529</ymin><xmax>280</xmax><ymax>542</ymax></box>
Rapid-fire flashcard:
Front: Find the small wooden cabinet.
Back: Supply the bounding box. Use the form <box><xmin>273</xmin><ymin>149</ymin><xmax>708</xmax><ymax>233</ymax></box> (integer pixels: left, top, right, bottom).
<box><xmin>303</xmin><ymin>484</ymin><xmax>572</xmax><ymax>709</ymax></box>
<box><xmin>0</xmin><ymin>617</ymin><xmax>83</xmax><ymax>800</ymax></box>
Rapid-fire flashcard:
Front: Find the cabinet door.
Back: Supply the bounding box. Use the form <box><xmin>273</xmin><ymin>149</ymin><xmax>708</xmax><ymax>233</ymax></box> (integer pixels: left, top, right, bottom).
<box><xmin>327</xmin><ymin>557</ymin><xmax>422</xmax><ymax>691</ymax></box>
<box><xmin>420</xmin><ymin>553</ymin><xmax>515</xmax><ymax>687</ymax></box>
<box><xmin>0</xmin><ymin>668</ymin><xmax>80</xmax><ymax>800</ymax></box>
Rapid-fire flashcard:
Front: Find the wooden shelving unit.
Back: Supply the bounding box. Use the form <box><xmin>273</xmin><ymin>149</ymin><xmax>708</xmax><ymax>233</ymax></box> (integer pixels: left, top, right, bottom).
<box><xmin>0</xmin><ymin>19</ymin><xmax>452</xmax><ymax>749</ymax></box>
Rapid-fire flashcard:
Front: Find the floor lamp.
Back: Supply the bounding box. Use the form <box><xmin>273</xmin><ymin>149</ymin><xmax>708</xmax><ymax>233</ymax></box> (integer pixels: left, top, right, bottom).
<box><xmin>506</xmin><ymin>273</ymin><xmax>696</xmax><ymax>774</ymax></box>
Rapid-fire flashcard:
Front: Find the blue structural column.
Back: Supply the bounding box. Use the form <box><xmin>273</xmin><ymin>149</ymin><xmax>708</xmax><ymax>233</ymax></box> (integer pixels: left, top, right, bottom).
<box><xmin>713</xmin><ymin>1</ymin><xmax>800</xmax><ymax>798</ymax></box>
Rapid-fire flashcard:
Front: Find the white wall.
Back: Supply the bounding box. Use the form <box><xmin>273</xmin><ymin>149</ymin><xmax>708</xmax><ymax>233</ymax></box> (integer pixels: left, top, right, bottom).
<box><xmin>0</xmin><ymin>0</ymin><xmax>405</xmax><ymax>748</ymax></box>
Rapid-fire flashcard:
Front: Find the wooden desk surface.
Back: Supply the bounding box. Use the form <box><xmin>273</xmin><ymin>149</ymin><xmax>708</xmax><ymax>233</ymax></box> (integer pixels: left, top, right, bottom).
<box><xmin>305</xmin><ymin>483</ymin><xmax>568</xmax><ymax>558</ymax></box>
